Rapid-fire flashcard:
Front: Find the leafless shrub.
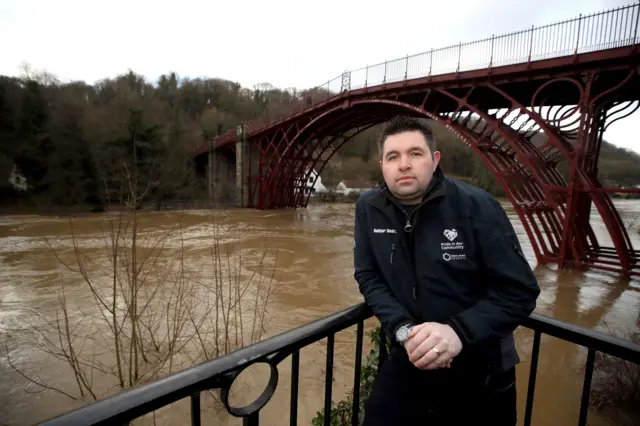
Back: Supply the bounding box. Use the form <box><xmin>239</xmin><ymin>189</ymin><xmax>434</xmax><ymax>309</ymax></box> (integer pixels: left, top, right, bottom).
<box><xmin>589</xmin><ymin>319</ymin><xmax>640</xmax><ymax>426</ymax></box>
<box><xmin>3</xmin><ymin>141</ymin><xmax>278</xmax><ymax>423</ymax></box>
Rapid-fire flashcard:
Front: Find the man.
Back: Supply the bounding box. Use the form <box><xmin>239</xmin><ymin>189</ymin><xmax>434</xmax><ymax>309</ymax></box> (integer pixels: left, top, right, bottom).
<box><xmin>353</xmin><ymin>116</ymin><xmax>540</xmax><ymax>425</ymax></box>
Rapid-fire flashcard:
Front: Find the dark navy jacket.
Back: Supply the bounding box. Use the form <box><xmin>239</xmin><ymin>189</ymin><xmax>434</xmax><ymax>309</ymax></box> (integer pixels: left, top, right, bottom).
<box><xmin>353</xmin><ymin>167</ymin><xmax>540</xmax><ymax>373</ymax></box>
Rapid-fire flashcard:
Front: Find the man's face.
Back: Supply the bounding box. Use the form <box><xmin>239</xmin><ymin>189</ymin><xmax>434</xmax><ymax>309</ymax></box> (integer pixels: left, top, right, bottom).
<box><xmin>380</xmin><ymin>130</ymin><xmax>440</xmax><ymax>204</ymax></box>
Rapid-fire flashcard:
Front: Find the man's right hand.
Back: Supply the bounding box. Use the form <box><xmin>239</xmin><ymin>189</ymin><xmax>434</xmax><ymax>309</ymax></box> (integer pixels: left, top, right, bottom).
<box><xmin>403</xmin><ymin>322</ymin><xmax>460</xmax><ymax>370</ymax></box>
<box><xmin>404</xmin><ymin>338</ymin><xmax>452</xmax><ymax>369</ymax></box>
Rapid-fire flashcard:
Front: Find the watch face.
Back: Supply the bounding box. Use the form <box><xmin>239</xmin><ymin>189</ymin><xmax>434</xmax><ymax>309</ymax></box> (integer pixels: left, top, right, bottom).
<box><xmin>396</xmin><ymin>327</ymin><xmax>409</xmax><ymax>342</ymax></box>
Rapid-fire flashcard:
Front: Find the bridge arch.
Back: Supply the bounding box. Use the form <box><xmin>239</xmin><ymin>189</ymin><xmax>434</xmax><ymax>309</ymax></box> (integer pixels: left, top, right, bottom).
<box><xmin>260</xmin><ymin>97</ymin><xmax>586</xmax><ymax>265</ymax></box>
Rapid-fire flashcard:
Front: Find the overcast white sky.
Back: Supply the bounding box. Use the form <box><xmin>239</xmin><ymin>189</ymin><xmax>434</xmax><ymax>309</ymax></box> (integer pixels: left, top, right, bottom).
<box><xmin>1</xmin><ymin>0</ymin><xmax>638</xmax><ymax>153</ymax></box>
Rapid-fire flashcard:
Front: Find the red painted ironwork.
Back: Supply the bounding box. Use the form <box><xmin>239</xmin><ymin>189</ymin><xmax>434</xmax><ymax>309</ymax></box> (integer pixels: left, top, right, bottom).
<box><xmin>193</xmin><ymin>4</ymin><xmax>640</xmax><ymax>277</ymax></box>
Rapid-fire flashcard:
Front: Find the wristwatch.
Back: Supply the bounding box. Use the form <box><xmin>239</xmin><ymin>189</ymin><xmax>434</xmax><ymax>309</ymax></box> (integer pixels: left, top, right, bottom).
<box><xmin>395</xmin><ymin>324</ymin><xmax>414</xmax><ymax>344</ymax></box>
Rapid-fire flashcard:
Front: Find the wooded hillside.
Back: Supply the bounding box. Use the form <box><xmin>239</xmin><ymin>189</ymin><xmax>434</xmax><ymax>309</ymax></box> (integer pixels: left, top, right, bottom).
<box><xmin>1</xmin><ymin>69</ymin><xmax>638</xmax><ymax>210</ymax></box>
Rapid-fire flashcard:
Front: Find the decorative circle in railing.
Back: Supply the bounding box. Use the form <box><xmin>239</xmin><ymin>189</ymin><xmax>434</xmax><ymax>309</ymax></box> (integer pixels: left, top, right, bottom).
<box><xmin>220</xmin><ymin>361</ymin><xmax>279</xmax><ymax>417</ymax></box>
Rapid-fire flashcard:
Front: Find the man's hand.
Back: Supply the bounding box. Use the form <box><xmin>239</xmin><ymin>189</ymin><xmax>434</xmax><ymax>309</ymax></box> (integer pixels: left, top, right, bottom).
<box><xmin>403</xmin><ymin>322</ymin><xmax>463</xmax><ymax>370</ymax></box>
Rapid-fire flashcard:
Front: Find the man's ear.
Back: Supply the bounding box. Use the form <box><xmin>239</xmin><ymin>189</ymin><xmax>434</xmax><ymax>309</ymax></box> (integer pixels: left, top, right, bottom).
<box><xmin>433</xmin><ymin>151</ymin><xmax>441</xmax><ymax>167</ymax></box>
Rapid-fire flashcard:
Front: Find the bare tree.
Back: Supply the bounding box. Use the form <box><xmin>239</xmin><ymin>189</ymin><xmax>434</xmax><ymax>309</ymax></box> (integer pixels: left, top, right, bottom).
<box><xmin>4</xmin><ymin>131</ymin><xmax>278</xmax><ymax>421</ymax></box>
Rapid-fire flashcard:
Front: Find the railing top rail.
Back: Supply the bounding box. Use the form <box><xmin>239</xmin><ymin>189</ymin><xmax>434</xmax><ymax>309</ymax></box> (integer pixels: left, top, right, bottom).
<box><xmin>525</xmin><ymin>313</ymin><xmax>640</xmax><ymax>363</ymax></box>
<box><xmin>316</xmin><ymin>2</ymin><xmax>640</xmax><ymax>85</ymax></box>
<box><xmin>38</xmin><ymin>300</ymin><xmax>640</xmax><ymax>426</ymax></box>
<box><xmin>38</xmin><ymin>303</ymin><xmax>371</xmax><ymax>426</ymax></box>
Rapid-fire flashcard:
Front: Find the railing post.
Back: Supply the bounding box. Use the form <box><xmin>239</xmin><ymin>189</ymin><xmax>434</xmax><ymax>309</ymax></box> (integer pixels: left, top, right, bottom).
<box><xmin>528</xmin><ymin>25</ymin><xmax>534</xmax><ymax>65</ymax></box>
<box><xmin>243</xmin><ymin>413</ymin><xmax>259</xmax><ymax>426</ymax></box>
<box><xmin>323</xmin><ymin>334</ymin><xmax>335</xmax><ymax>426</ymax></box>
<box><xmin>340</xmin><ymin>70</ymin><xmax>351</xmax><ymax>92</ymax></box>
<box><xmin>574</xmin><ymin>14</ymin><xmax>583</xmax><ymax>58</ymax></box>
<box><xmin>191</xmin><ymin>393</ymin><xmax>201</xmax><ymax>426</ymax></box>
<box><xmin>456</xmin><ymin>42</ymin><xmax>462</xmax><ymax>72</ymax></box>
<box><xmin>633</xmin><ymin>2</ymin><xmax>640</xmax><ymax>51</ymax></box>
<box><xmin>383</xmin><ymin>61</ymin><xmax>387</xmax><ymax>84</ymax></box>
<box><xmin>404</xmin><ymin>54</ymin><xmax>409</xmax><ymax>80</ymax></box>
<box><xmin>577</xmin><ymin>348</ymin><xmax>596</xmax><ymax>426</ymax></box>
<box><xmin>290</xmin><ymin>351</ymin><xmax>300</xmax><ymax>426</ymax></box>
<box><xmin>365</xmin><ymin>65</ymin><xmax>368</xmax><ymax>88</ymax></box>
<box><xmin>429</xmin><ymin>48</ymin><xmax>433</xmax><ymax>76</ymax></box>
<box><xmin>524</xmin><ymin>331</ymin><xmax>542</xmax><ymax>426</ymax></box>
<box><xmin>489</xmin><ymin>35</ymin><xmax>495</xmax><ymax>68</ymax></box>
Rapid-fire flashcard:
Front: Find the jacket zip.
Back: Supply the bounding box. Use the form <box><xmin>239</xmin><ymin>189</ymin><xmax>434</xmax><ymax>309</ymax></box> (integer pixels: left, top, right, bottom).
<box><xmin>390</xmin><ymin>198</ymin><xmax>430</xmax><ymax>301</ymax></box>
<box><xmin>366</xmin><ymin>176</ymin><xmax>445</xmax><ymax>304</ymax></box>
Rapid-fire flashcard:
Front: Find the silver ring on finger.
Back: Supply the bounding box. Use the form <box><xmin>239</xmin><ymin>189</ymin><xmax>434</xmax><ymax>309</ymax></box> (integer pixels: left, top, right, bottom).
<box><xmin>432</xmin><ymin>347</ymin><xmax>440</xmax><ymax>354</ymax></box>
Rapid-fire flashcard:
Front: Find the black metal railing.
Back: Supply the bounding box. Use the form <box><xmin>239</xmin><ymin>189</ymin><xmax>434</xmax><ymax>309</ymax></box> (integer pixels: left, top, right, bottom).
<box><xmin>38</xmin><ymin>303</ymin><xmax>640</xmax><ymax>426</ymax></box>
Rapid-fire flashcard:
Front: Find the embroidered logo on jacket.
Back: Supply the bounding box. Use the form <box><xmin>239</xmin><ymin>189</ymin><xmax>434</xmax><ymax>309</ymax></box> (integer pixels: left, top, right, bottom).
<box><xmin>441</xmin><ymin>228</ymin><xmax>466</xmax><ymax>261</ymax></box>
<box><xmin>443</xmin><ymin>229</ymin><xmax>458</xmax><ymax>241</ymax></box>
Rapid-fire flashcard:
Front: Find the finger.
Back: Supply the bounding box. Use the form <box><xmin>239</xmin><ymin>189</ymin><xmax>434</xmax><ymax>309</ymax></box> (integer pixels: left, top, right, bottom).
<box><xmin>406</xmin><ymin>325</ymin><xmax>432</xmax><ymax>354</ymax></box>
<box><xmin>409</xmin><ymin>332</ymin><xmax>444</xmax><ymax>363</ymax></box>
<box><xmin>412</xmin><ymin>337</ymin><xmax>448</xmax><ymax>366</ymax></box>
<box><xmin>408</xmin><ymin>323</ymin><xmax>427</xmax><ymax>338</ymax></box>
<box><xmin>409</xmin><ymin>323</ymin><xmax>431</xmax><ymax>343</ymax></box>
<box><xmin>424</xmin><ymin>353</ymin><xmax>452</xmax><ymax>370</ymax></box>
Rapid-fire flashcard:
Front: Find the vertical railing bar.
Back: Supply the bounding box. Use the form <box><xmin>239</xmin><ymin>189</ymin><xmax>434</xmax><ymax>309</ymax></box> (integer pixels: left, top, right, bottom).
<box><xmin>575</xmin><ymin>14</ymin><xmax>582</xmax><ymax>55</ymax></box>
<box><xmin>323</xmin><ymin>334</ymin><xmax>335</xmax><ymax>426</ymax></box>
<box><xmin>607</xmin><ymin>9</ymin><xmax>613</xmax><ymax>48</ymax></box>
<box><xmin>364</xmin><ymin>65</ymin><xmax>368</xmax><ymax>88</ymax></box>
<box><xmin>591</xmin><ymin>13</ymin><xmax>596</xmax><ymax>48</ymax></box>
<box><xmin>582</xmin><ymin>17</ymin><xmax>593</xmax><ymax>53</ymax></box>
<box><xmin>377</xmin><ymin>330</ymin><xmax>388</xmax><ymax>371</ymax></box>
<box><xmin>602</xmin><ymin>9</ymin><xmax>609</xmax><ymax>47</ymax></box>
<box><xmin>528</xmin><ymin>26</ymin><xmax>534</xmax><ymax>64</ymax></box>
<box><xmin>243</xmin><ymin>412</ymin><xmax>259</xmax><ymax>426</ymax></box>
<box><xmin>568</xmin><ymin>19</ymin><xmax>573</xmax><ymax>54</ymax></box>
<box><xmin>599</xmin><ymin>8</ymin><xmax>606</xmax><ymax>47</ymax></box>
<box><xmin>290</xmin><ymin>350</ymin><xmax>300</xmax><ymax>426</ymax></box>
<box><xmin>383</xmin><ymin>61</ymin><xmax>387</xmax><ymax>84</ymax></box>
<box><xmin>612</xmin><ymin>7</ymin><xmax>619</xmax><ymax>48</ymax></box>
<box><xmin>568</xmin><ymin>18</ymin><xmax>574</xmax><ymax>54</ymax></box>
<box><xmin>620</xmin><ymin>7</ymin><xmax>627</xmax><ymax>46</ymax></box>
<box><xmin>523</xmin><ymin>330</ymin><xmax>542</xmax><ymax>426</ymax></box>
<box><xmin>540</xmin><ymin>22</ymin><xmax>562</xmax><ymax>59</ymax></box>
<box><xmin>351</xmin><ymin>321</ymin><xmax>364</xmax><ymax>426</ymax></box>
<box><xmin>633</xmin><ymin>2</ymin><xmax>640</xmax><ymax>44</ymax></box>
<box><xmin>404</xmin><ymin>54</ymin><xmax>408</xmax><ymax>80</ymax></box>
<box><xmin>592</xmin><ymin>10</ymin><xmax>598</xmax><ymax>48</ymax></box>
<box><xmin>191</xmin><ymin>393</ymin><xmax>201</xmax><ymax>426</ymax></box>
<box><xmin>577</xmin><ymin>348</ymin><xmax>596</xmax><ymax>426</ymax></box>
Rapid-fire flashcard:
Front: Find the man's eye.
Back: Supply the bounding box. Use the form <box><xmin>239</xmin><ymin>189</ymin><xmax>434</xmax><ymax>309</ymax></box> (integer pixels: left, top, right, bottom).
<box><xmin>411</xmin><ymin>152</ymin><xmax>422</xmax><ymax>156</ymax></box>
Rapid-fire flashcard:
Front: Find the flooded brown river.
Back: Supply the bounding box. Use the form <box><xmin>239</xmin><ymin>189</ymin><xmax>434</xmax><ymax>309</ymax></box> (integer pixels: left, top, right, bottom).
<box><xmin>1</xmin><ymin>200</ymin><xmax>639</xmax><ymax>426</ymax></box>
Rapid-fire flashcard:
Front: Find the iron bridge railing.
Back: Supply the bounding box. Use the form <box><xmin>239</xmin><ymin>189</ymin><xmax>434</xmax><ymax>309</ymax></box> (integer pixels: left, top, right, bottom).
<box><xmin>225</xmin><ymin>2</ymin><xmax>640</xmax><ymax>138</ymax></box>
<box><xmin>38</xmin><ymin>302</ymin><xmax>640</xmax><ymax>426</ymax></box>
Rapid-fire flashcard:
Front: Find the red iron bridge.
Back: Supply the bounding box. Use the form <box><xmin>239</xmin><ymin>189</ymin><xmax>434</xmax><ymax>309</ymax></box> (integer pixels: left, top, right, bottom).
<box><xmin>194</xmin><ymin>4</ymin><xmax>640</xmax><ymax>278</ymax></box>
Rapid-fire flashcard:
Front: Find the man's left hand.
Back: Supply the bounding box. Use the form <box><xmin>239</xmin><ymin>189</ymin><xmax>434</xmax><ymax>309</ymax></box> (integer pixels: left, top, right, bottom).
<box><xmin>405</xmin><ymin>322</ymin><xmax>463</xmax><ymax>370</ymax></box>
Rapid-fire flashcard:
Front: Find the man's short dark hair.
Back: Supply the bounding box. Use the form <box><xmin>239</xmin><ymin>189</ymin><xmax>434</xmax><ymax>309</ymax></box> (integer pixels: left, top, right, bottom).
<box><xmin>378</xmin><ymin>116</ymin><xmax>437</xmax><ymax>158</ymax></box>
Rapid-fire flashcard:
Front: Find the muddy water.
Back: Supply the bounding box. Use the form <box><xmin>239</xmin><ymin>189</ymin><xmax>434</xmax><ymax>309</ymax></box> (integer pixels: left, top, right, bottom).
<box><xmin>0</xmin><ymin>200</ymin><xmax>639</xmax><ymax>426</ymax></box>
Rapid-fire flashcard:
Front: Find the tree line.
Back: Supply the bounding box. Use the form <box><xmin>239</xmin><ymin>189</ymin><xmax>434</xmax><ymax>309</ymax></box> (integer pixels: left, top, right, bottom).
<box><xmin>1</xmin><ymin>69</ymin><xmax>639</xmax><ymax>211</ymax></box>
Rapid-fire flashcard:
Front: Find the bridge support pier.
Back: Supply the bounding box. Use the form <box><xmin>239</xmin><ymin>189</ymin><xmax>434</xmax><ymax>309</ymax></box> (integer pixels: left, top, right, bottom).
<box><xmin>236</xmin><ymin>124</ymin><xmax>248</xmax><ymax>208</ymax></box>
<box><xmin>207</xmin><ymin>138</ymin><xmax>216</xmax><ymax>205</ymax></box>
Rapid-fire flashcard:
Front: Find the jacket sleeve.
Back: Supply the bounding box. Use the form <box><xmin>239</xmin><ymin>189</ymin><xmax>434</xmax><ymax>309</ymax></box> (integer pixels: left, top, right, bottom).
<box><xmin>447</xmin><ymin>201</ymin><xmax>540</xmax><ymax>346</ymax></box>
<box><xmin>353</xmin><ymin>197</ymin><xmax>415</xmax><ymax>339</ymax></box>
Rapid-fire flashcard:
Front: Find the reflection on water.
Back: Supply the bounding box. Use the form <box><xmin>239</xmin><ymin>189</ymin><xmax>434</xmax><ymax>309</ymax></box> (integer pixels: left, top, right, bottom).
<box><xmin>0</xmin><ymin>200</ymin><xmax>639</xmax><ymax>426</ymax></box>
